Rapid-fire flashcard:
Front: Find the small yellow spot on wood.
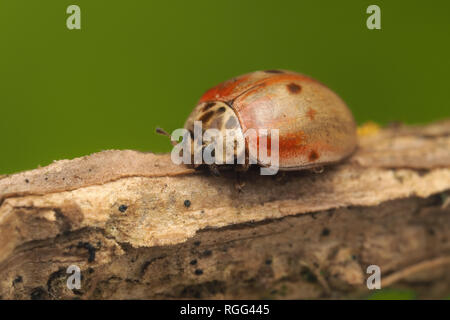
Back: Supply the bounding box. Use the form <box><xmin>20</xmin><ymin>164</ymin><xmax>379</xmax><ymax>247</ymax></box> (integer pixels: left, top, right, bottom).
<box><xmin>357</xmin><ymin>121</ymin><xmax>381</xmax><ymax>137</ymax></box>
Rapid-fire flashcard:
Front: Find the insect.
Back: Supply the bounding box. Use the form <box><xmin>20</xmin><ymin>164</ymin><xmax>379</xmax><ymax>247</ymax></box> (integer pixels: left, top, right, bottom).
<box><xmin>160</xmin><ymin>69</ymin><xmax>357</xmax><ymax>175</ymax></box>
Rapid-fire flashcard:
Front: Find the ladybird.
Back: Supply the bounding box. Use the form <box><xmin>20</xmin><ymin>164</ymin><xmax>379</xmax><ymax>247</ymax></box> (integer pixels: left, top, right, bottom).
<box><xmin>171</xmin><ymin>70</ymin><xmax>357</xmax><ymax>174</ymax></box>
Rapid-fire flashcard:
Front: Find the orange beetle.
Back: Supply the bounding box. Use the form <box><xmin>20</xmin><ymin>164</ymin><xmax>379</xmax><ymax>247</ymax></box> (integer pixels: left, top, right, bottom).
<box><xmin>182</xmin><ymin>69</ymin><xmax>357</xmax><ymax>174</ymax></box>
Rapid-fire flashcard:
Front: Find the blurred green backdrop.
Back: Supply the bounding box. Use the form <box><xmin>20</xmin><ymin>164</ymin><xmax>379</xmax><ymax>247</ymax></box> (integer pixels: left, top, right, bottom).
<box><xmin>1</xmin><ymin>0</ymin><xmax>449</xmax><ymax>174</ymax></box>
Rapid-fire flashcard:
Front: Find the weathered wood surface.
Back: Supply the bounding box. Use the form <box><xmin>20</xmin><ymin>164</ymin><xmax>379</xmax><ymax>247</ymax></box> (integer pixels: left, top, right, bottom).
<box><xmin>0</xmin><ymin>120</ymin><xmax>449</xmax><ymax>299</ymax></box>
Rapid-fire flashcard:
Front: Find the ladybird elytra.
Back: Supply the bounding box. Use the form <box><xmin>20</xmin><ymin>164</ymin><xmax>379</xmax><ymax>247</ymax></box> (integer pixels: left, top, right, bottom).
<box><xmin>183</xmin><ymin>69</ymin><xmax>357</xmax><ymax>172</ymax></box>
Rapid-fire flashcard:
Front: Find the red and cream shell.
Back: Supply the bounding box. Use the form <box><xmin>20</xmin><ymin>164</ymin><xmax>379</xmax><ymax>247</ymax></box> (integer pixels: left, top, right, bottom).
<box><xmin>184</xmin><ymin>69</ymin><xmax>357</xmax><ymax>170</ymax></box>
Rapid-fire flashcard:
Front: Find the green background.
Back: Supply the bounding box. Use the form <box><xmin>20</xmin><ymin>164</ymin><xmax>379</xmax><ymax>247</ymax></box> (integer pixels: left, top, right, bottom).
<box><xmin>1</xmin><ymin>0</ymin><xmax>449</xmax><ymax>174</ymax></box>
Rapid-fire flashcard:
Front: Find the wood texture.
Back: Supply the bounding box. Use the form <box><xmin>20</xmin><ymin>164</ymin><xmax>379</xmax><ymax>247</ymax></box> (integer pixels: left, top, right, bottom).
<box><xmin>0</xmin><ymin>120</ymin><xmax>449</xmax><ymax>299</ymax></box>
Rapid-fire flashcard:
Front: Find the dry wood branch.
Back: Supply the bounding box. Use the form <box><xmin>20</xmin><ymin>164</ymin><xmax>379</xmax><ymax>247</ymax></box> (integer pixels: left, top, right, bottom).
<box><xmin>0</xmin><ymin>120</ymin><xmax>449</xmax><ymax>299</ymax></box>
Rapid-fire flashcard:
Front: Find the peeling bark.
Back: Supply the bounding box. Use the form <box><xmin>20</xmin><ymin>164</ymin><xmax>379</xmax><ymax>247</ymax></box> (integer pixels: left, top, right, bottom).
<box><xmin>0</xmin><ymin>120</ymin><xmax>449</xmax><ymax>299</ymax></box>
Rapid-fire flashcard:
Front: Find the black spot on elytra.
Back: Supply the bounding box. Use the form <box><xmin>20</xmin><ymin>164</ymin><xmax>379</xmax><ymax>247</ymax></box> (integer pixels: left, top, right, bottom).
<box><xmin>25</xmin><ymin>179</ymin><xmax>29</xmax><ymax>183</ymax></box>
<box><xmin>265</xmin><ymin>259</ymin><xmax>272</xmax><ymax>265</ymax></box>
<box><xmin>118</xmin><ymin>204</ymin><xmax>128</xmax><ymax>212</ymax></box>
<box><xmin>202</xmin><ymin>102</ymin><xmax>215</xmax><ymax>112</ymax></box>
<box><xmin>265</xmin><ymin>69</ymin><xmax>284</xmax><ymax>74</ymax></box>
<box><xmin>321</xmin><ymin>228</ymin><xmax>330</xmax><ymax>236</ymax></box>
<box><xmin>199</xmin><ymin>111</ymin><xmax>215</xmax><ymax>123</ymax></box>
<box><xmin>190</xmin><ymin>259</ymin><xmax>197</xmax><ymax>265</ymax></box>
<box><xmin>287</xmin><ymin>83</ymin><xmax>301</xmax><ymax>94</ymax></box>
<box><xmin>308</xmin><ymin>150</ymin><xmax>319</xmax><ymax>161</ymax></box>
<box><xmin>184</xmin><ymin>200</ymin><xmax>191</xmax><ymax>208</ymax></box>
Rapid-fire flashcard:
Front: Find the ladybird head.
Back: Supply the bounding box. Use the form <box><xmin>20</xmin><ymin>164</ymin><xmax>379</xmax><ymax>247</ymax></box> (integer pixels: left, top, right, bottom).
<box><xmin>184</xmin><ymin>101</ymin><xmax>245</xmax><ymax>166</ymax></box>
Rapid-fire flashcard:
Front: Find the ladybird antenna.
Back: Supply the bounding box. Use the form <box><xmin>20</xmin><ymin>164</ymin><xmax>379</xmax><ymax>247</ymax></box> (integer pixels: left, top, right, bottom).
<box><xmin>155</xmin><ymin>127</ymin><xmax>178</xmax><ymax>146</ymax></box>
<box><xmin>156</xmin><ymin>127</ymin><xmax>170</xmax><ymax>136</ymax></box>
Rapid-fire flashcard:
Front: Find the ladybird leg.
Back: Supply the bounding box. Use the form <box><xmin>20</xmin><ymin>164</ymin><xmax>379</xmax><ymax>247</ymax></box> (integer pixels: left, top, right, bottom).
<box><xmin>311</xmin><ymin>166</ymin><xmax>325</xmax><ymax>174</ymax></box>
<box><xmin>208</xmin><ymin>164</ymin><xmax>221</xmax><ymax>177</ymax></box>
<box><xmin>234</xmin><ymin>171</ymin><xmax>246</xmax><ymax>192</ymax></box>
<box><xmin>234</xmin><ymin>146</ymin><xmax>251</xmax><ymax>173</ymax></box>
<box><xmin>235</xmin><ymin>162</ymin><xmax>250</xmax><ymax>172</ymax></box>
<box><xmin>275</xmin><ymin>171</ymin><xmax>286</xmax><ymax>182</ymax></box>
